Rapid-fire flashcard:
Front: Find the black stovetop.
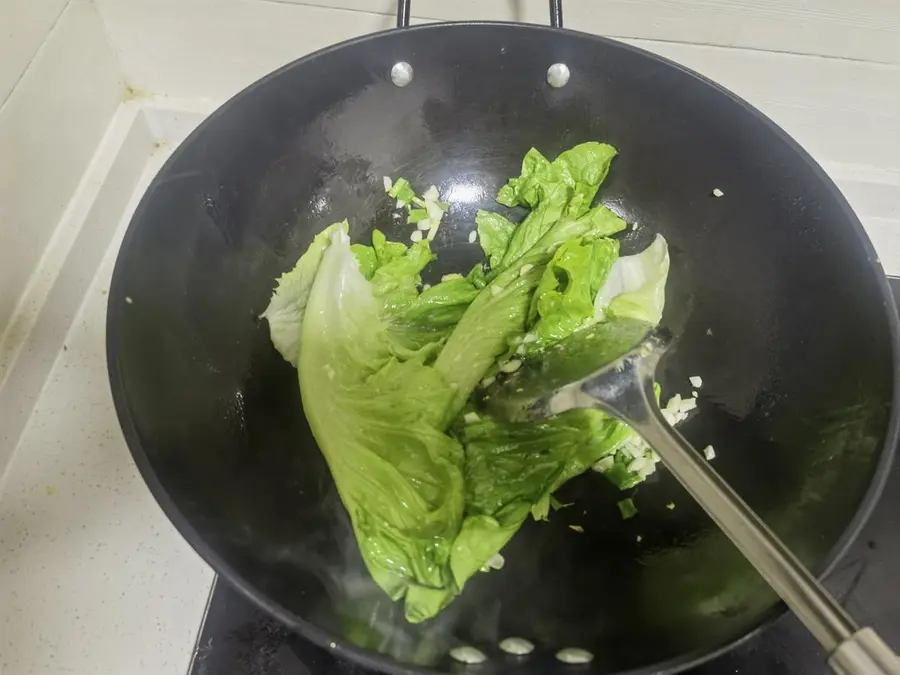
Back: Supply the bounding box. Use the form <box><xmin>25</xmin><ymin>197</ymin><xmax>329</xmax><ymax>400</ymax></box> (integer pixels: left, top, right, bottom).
<box><xmin>187</xmin><ymin>280</ymin><xmax>900</xmax><ymax>675</ymax></box>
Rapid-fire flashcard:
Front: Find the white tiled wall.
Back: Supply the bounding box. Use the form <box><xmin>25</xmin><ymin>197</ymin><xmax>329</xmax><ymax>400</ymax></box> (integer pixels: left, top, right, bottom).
<box><xmin>535</xmin><ymin>0</ymin><xmax>900</xmax><ymax>65</ymax></box>
<box><xmin>90</xmin><ymin>0</ymin><xmax>900</xmax><ymax>174</ymax></box>
<box><xmin>0</xmin><ymin>0</ymin><xmax>122</xmax><ymax>341</ymax></box>
<box><xmin>0</xmin><ymin>0</ymin><xmax>70</xmax><ymax>104</ymax></box>
<box><xmin>242</xmin><ymin>0</ymin><xmax>900</xmax><ymax>64</ymax></box>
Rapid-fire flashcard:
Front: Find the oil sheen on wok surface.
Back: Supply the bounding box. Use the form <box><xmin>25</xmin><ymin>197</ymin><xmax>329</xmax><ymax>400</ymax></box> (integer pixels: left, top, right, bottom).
<box><xmin>110</xmin><ymin>25</ymin><xmax>893</xmax><ymax>673</ymax></box>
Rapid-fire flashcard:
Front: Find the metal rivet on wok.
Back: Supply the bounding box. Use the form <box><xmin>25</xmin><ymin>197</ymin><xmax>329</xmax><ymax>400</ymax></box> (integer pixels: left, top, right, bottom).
<box><xmin>547</xmin><ymin>62</ymin><xmax>571</xmax><ymax>88</ymax></box>
<box><xmin>391</xmin><ymin>61</ymin><xmax>414</xmax><ymax>87</ymax></box>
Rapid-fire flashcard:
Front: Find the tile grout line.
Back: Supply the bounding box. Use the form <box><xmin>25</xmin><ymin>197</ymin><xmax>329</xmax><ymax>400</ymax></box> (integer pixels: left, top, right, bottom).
<box><xmin>0</xmin><ymin>0</ymin><xmax>73</xmax><ymax>113</ymax></box>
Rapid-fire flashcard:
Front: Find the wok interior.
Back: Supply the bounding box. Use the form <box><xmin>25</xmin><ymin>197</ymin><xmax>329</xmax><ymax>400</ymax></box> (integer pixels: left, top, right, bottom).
<box><xmin>109</xmin><ymin>24</ymin><xmax>893</xmax><ymax>673</ymax></box>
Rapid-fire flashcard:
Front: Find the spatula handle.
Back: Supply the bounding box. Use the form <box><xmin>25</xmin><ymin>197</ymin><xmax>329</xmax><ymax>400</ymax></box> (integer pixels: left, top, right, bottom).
<box><xmin>584</xmin><ymin>348</ymin><xmax>899</xmax><ymax>674</ymax></box>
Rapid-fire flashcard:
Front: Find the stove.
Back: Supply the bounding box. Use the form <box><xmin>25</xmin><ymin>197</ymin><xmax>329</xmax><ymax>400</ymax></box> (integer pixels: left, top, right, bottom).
<box><xmin>187</xmin><ymin>280</ymin><xmax>900</xmax><ymax>675</ymax></box>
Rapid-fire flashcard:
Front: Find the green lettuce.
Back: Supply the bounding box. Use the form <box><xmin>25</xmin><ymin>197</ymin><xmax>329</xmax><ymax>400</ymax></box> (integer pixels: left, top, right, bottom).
<box><xmin>594</xmin><ymin>233</ymin><xmax>671</xmax><ymax>324</ymax></box>
<box><xmin>528</xmin><ymin>237</ymin><xmax>620</xmax><ymax>351</ymax></box>
<box><xmin>497</xmin><ymin>142</ymin><xmax>618</xmax><ymax>268</ymax></box>
<box><xmin>472</xmin><ymin>234</ymin><xmax>673</xmax><ymax>499</ymax></box>
<box><xmin>264</xmin><ymin>142</ymin><xmax>673</xmax><ymax>623</ymax></box>
<box><xmin>262</xmin><ymin>221</ymin><xmax>348</xmax><ymax>366</ymax></box>
<box><xmin>475</xmin><ymin>211</ymin><xmax>516</xmax><ymax>269</ymax></box>
<box><xmin>351</xmin><ymin>229</ymin><xmax>480</xmax><ymax>352</ymax></box>
<box><xmin>435</xmin><ymin>143</ymin><xmax>626</xmax><ymax>418</ymax></box>
<box><xmin>296</xmin><ymin>228</ymin><xmax>465</xmax><ymax>622</ymax></box>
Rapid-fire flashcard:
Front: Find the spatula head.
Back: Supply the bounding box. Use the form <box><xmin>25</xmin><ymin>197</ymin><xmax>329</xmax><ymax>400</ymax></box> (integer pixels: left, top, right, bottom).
<box><xmin>482</xmin><ymin>318</ymin><xmax>667</xmax><ymax>422</ymax></box>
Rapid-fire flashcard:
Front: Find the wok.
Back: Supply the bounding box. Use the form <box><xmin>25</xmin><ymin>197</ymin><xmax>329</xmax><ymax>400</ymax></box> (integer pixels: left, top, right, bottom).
<box><xmin>106</xmin><ymin>2</ymin><xmax>899</xmax><ymax>673</ymax></box>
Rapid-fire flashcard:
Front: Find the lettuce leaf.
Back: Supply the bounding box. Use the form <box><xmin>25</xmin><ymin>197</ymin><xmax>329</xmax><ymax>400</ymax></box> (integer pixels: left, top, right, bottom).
<box><xmin>448</xmin><ymin>407</ymin><xmax>638</xmax><ymax>587</ymax></box>
<box><xmin>451</xmin><ymin>234</ymin><xmax>673</xmax><ymax>564</ymax></box>
<box><xmin>297</xmin><ymin>229</ymin><xmax>465</xmax><ymax>623</ymax></box>
<box><xmin>349</xmin><ymin>229</ymin><xmax>483</xmax><ymax>353</ymax></box>
<box><xmin>595</xmin><ymin>234</ymin><xmax>671</xmax><ymax>324</ymax></box>
<box><xmin>475</xmin><ymin>210</ymin><xmax>516</xmax><ymax>269</ymax></box>
<box><xmin>262</xmin><ymin>221</ymin><xmax>348</xmax><ymax>366</ymax></box>
<box><xmin>528</xmin><ymin>238</ymin><xmax>620</xmax><ymax>350</ymax></box>
<box><xmin>264</xmin><ymin>141</ymin><xmax>673</xmax><ymax>624</ymax></box>
<box><xmin>435</xmin><ymin>164</ymin><xmax>626</xmax><ymax>419</ymax></box>
<box><xmin>497</xmin><ymin>143</ymin><xmax>618</xmax><ymax>269</ymax></box>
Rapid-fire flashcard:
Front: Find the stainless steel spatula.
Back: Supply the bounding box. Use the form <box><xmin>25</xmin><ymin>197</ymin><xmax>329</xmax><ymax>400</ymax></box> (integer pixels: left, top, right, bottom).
<box><xmin>485</xmin><ymin>319</ymin><xmax>899</xmax><ymax>675</ymax></box>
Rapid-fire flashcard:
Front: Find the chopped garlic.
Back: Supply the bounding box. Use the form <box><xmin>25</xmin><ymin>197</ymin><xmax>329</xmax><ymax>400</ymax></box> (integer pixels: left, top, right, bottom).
<box><xmin>569</xmin><ymin>524</ymin><xmax>584</xmax><ymax>533</ymax></box>
<box><xmin>627</xmin><ymin>457</ymin><xmax>649</xmax><ymax>475</ymax></box>
<box><xmin>396</xmin><ymin>199</ymin><xmax>406</xmax><ymax>209</ymax></box>
<box><xmin>488</xmin><ymin>553</ymin><xmax>505</xmax><ymax>569</ymax></box>
<box><xmin>410</xmin><ymin>230</ymin><xmax>423</xmax><ymax>243</ymax></box>
<box><xmin>592</xmin><ymin>455</ymin><xmax>615</xmax><ymax>472</ymax></box>
<box><xmin>666</xmin><ymin>502</ymin><xmax>675</xmax><ymax>510</ymax></box>
<box><xmin>383</xmin><ymin>176</ymin><xmax>393</xmax><ymax>192</ymax></box>
<box><xmin>712</xmin><ymin>188</ymin><xmax>724</xmax><ymax>197</ymax></box>
<box><xmin>703</xmin><ymin>445</ymin><xmax>716</xmax><ymax>460</ymax></box>
<box><xmin>425</xmin><ymin>200</ymin><xmax>444</xmax><ymax>221</ymax></box>
<box><xmin>417</xmin><ymin>219</ymin><xmax>433</xmax><ymax>231</ymax></box>
<box><xmin>500</xmin><ymin>360</ymin><xmax>522</xmax><ymax>373</ymax></box>
<box><xmin>468</xmin><ymin>230</ymin><xmax>477</xmax><ymax>243</ymax></box>
<box><xmin>689</xmin><ymin>375</ymin><xmax>703</xmax><ymax>388</ymax></box>
<box><xmin>480</xmin><ymin>375</ymin><xmax>496</xmax><ymax>388</ymax></box>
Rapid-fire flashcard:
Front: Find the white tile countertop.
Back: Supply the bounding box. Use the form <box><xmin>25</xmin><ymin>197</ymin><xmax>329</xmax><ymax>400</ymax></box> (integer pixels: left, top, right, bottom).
<box><xmin>0</xmin><ymin>1</ymin><xmax>899</xmax><ymax>674</ymax></box>
<box><xmin>0</xmin><ymin>108</ymin><xmax>215</xmax><ymax>675</ymax></box>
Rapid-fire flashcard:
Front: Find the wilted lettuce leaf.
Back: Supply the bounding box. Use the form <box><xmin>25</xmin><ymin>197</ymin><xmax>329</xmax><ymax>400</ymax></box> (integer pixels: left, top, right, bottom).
<box><xmin>475</xmin><ymin>210</ymin><xmax>516</xmax><ymax>269</ymax></box>
<box><xmin>297</xmin><ymin>229</ymin><xmax>464</xmax><ymax>622</ymax></box>
<box><xmin>448</xmin><ymin>408</ymin><xmax>635</xmax><ymax>586</ymax></box>
<box><xmin>262</xmin><ymin>220</ymin><xmax>348</xmax><ymax>366</ymax></box>
<box><xmin>401</xmin><ymin>277</ymin><xmax>481</xmax><ymax>330</ymax></box>
<box><xmin>349</xmin><ymin>230</ymin><xmax>482</xmax><ymax>353</ymax></box>
<box><xmin>264</xmin><ymin>142</ymin><xmax>672</xmax><ymax>624</ymax></box>
<box><xmin>461</xmin><ymin>410</ymin><xmax>625</xmax><ymax>518</ymax></box>
<box><xmin>528</xmin><ymin>238</ymin><xmax>620</xmax><ymax>350</ymax></box>
<box><xmin>499</xmin><ymin>236</ymin><xmax>672</xmax><ymax>494</ymax></box>
<box><xmin>496</xmin><ymin>147</ymin><xmax>553</xmax><ymax>208</ymax></box>
<box><xmin>595</xmin><ymin>234</ymin><xmax>671</xmax><ymax>324</ymax></box>
<box><xmin>435</xmin><ymin>145</ymin><xmax>626</xmax><ymax>418</ymax></box>
<box><xmin>497</xmin><ymin>142</ymin><xmax>618</xmax><ymax>269</ymax></box>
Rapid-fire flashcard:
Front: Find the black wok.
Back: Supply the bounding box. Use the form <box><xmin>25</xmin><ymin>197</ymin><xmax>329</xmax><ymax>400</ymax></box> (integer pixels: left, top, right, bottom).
<box><xmin>106</xmin><ymin>3</ymin><xmax>899</xmax><ymax>673</ymax></box>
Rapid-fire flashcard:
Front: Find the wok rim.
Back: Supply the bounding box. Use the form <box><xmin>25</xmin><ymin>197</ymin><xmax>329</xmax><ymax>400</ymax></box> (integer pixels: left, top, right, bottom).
<box><xmin>106</xmin><ymin>20</ymin><xmax>900</xmax><ymax>675</ymax></box>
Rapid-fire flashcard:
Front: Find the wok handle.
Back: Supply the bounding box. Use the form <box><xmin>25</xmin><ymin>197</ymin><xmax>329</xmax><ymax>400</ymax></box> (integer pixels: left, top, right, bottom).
<box><xmin>396</xmin><ymin>0</ymin><xmax>410</xmax><ymax>28</ymax></box>
<box><xmin>550</xmin><ymin>0</ymin><xmax>564</xmax><ymax>28</ymax></box>
<box><xmin>582</xmin><ymin>349</ymin><xmax>900</xmax><ymax>674</ymax></box>
<box><xmin>395</xmin><ymin>0</ymin><xmax>564</xmax><ymax>29</ymax></box>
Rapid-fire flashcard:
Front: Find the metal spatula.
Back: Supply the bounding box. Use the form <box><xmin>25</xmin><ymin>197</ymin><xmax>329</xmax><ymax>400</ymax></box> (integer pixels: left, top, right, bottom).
<box><xmin>485</xmin><ymin>318</ymin><xmax>899</xmax><ymax>675</ymax></box>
